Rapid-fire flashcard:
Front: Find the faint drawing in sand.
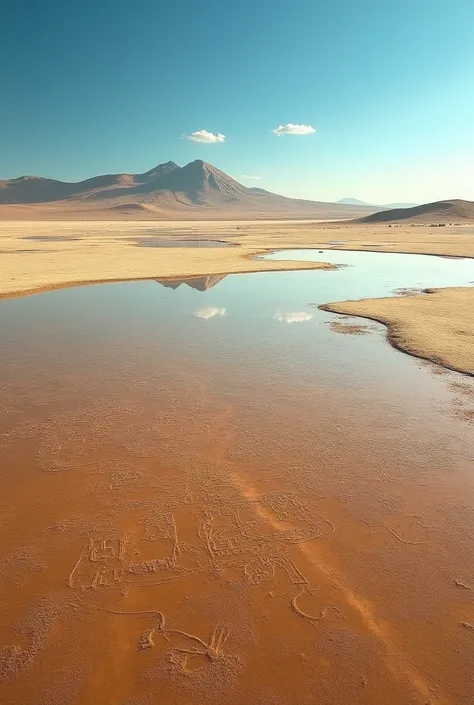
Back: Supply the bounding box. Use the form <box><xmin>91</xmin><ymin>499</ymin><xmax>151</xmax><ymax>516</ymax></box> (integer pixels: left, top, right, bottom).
<box><xmin>68</xmin><ymin>514</ymin><xmax>187</xmax><ymax>592</ymax></box>
<box><xmin>65</xmin><ymin>474</ymin><xmax>342</xmax><ymax>681</ymax></box>
<box><xmin>161</xmin><ymin>623</ymin><xmax>230</xmax><ymax>673</ymax></box>
<box><xmin>68</xmin><ymin>538</ymin><xmax>127</xmax><ymax>590</ymax></box>
<box><xmin>74</xmin><ymin>592</ymin><xmax>231</xmax><ymax>672</ymax></box>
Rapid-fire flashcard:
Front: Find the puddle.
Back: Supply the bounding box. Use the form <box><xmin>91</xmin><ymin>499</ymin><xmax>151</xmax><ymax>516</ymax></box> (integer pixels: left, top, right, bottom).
<box><xmin>133</xmin><ymin>238</ymin><xmax>233</xmax><ymax>247</ymax></box>
<box><xmin>1</xmin><ymin>250</ymin><xmax>474</xmax><ymax>705</ymax></box>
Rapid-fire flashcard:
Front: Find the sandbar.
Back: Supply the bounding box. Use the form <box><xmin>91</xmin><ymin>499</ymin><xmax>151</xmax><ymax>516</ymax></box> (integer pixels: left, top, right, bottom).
<box><xmin>322</xmin><ymin>286</ymin><xmax>474</xmax><ymax>376</ymax></box>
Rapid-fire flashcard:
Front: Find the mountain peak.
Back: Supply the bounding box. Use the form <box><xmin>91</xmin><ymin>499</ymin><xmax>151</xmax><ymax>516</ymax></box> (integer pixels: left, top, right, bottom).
<box><xmin>142</xmin><ymin>161</ymin><xmax>179</xmax><ymax>180</ymax></box>
<box><xmin>162</xmin><ymin>160</ymin><xmax>246</xmax><ymax>201</ymax></box>
<box><xmin>184</xmin><ymin>159</ymin><xmax>211</xmax><ymax>172</ymax></box>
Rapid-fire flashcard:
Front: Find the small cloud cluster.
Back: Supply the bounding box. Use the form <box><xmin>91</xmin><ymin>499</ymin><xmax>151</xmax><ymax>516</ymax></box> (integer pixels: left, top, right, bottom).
<box><xmin>272</xmin><ymin>123</ymin><xmax>316</xmax><ymax>136</ymax></box>
<box><xmin>187</xmin><ymin>130</ymin><xmax>226</xmax><ymax>143</ymax></box>
<box><xmin>274</xmin><ymin>311</ymin><xmax>312</xmax><ymax>324</ymax></box>
<box><xmin>185</xmin><ymin>123</ymin><xmax>315</xmax><ymax>145</ymax></box>
<box><xmin>195</xmin><ymin>307</ymin><xmax>227</xmax><ymax>319</ymax></box>
<box><xmin>241</xmin><ymin>174</ymin><xmax>261</xmax><ymax>181</ymax></box>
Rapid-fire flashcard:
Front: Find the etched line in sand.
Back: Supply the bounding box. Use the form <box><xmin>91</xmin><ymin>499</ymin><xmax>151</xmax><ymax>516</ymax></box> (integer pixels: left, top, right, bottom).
<box><xmin>383</xmin><ymin>523</ymin><xmax>427</xmax><ymax>545</ymax></box>
<box><xmin>291</xmin><ymin>588</ymin><xmax>343</xmax><ymax>624</ymax></box>
<box><xmin>74</xmin><ymin>592</ymin><xmax>230</xmax><ymax>667</ymax></box>
<box><xmin>454</xmin><ymin>579</ymin><xmax>472</xmax><ymax>590</ymax></box>
<box><xmin>68</xmin><ymin>520</ymin><xmax>189</xmax><ymax>592</ymax></box>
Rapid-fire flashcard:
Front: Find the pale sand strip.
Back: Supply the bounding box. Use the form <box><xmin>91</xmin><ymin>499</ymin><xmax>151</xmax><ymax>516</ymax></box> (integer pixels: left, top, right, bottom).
<box><xmin>0</xmin><ymin>220</ymin><xmax>339</xmax><ymax>298</ymax></box>
<box><xmin>321</xmin><ymin>287</ymin><xmax>474</xmax><ymax>377</ymax></box>
<box><xmin>0</xmin><ymin>246</ymin><xmax>333</xmax><ymax>300</ymax></box>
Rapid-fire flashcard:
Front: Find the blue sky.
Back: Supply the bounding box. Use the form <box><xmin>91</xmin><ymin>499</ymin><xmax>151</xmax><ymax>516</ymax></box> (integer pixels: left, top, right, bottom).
<box><xmin>1</xmin><ymin>0</ymin><xmax>473</xmax><ymax>203</ymax></box>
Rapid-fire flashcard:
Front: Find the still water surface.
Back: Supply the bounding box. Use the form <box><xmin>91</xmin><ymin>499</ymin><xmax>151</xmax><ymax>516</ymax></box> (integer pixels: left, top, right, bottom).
<box><xmin>1</xmin><ymin>251</ymin><xmax>473</xmax><ymax>705</ymax></box>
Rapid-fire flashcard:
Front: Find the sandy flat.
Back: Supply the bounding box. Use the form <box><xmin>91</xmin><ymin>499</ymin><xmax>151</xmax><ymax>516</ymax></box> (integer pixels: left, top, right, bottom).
<box><xmin>322</xmin><ymin>286</ymin><xmax>474</xmax><ymax>376</ymax></box>
<box><xmin>1</xmin><ymin>219</ymin><xmax>474</xmax><ymax>296</ymax></box>
<box><xmin>0</xmin><ymin>220</ymin><xmax>337</xmax><ymax>298</ymax></box>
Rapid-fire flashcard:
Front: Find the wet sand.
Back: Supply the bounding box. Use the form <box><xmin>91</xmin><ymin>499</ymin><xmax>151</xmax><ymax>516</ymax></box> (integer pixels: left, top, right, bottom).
<box><xmin>1</xmin><ymin>271</ymin><xmax>474</xmax><ymax>704</ymax></box>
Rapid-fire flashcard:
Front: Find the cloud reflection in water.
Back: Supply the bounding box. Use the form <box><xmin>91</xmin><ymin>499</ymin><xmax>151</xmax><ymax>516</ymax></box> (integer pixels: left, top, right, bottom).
<box><xmin>195</xmin><ymin>307</ymin><xmax>227</xmax><ymax>320</ymax></box>
<box><xmin>274</xmin><ymin>311</ymin><xmax>312</xmax><ymax>324</ymax></box>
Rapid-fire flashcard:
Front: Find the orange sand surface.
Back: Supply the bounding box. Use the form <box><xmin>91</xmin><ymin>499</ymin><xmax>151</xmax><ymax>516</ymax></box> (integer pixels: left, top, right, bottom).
<box><xmin>1</xmin><ymin>330</ymin><xmax>474</xmax><ymax>704</ymax></box>
<box><xmin>1</xmin><ymin>221</ymin><xmax>474</xmax><ymax>703</ymax></box>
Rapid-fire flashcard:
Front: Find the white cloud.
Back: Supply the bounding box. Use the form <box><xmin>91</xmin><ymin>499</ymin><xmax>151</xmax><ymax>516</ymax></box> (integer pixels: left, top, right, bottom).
<box><xmin>187</xmin><ymin>130</ymin><xmax>226</xmax><ymax>143</ymax></box>
<box><xmin>241</xmin><ymin>174</ymin><xmax>261</xmax><ymax>181</ymax></box>
<box><xmin>274</xmin><ymin>311</ymin><xmax>312</xmax><ymax>324</ymax></box>
<box><xmin>272</xmin><ymin>123</ymin><xmax>316</xmax><ymax>136</ymax></box>
<box><xmin>195</xmin><ymin>307</ymin><xmax>227</xmax><ymax>319</ymax></box>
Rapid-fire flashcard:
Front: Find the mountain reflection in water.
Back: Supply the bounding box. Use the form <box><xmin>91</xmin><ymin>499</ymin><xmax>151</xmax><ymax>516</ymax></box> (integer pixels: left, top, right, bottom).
<box><xmin>155</xmin><ymin>274</ymin><xmax>227</xmax><ymax>291</ymax></box>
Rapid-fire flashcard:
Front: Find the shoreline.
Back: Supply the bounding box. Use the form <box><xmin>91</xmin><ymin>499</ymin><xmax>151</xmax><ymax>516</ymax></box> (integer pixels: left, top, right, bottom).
<box><xmin>2</xmin><ymin>243</ymin><xmax>472</xmax><ymax>301</ymax></box>
<box><xmin>320</xmin><ymin>287</ymin><xmax>474</xmax><ymax>378</ymax></box>
<box><xmin>0</xmin><ymin>254</ymin><xmax>337</xmax><ymax>301</ymax></box>
<box><xmin>1</xmin><ymin>218</ymin><xmax>473</xmax><ymax>376</ymax></box>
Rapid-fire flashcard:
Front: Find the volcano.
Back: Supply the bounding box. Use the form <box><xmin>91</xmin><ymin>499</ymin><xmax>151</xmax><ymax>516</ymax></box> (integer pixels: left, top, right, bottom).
<box><xmin>0</xmin><ymin>160</ymin><xmax>380</xmax><ymax>220</ymax></box>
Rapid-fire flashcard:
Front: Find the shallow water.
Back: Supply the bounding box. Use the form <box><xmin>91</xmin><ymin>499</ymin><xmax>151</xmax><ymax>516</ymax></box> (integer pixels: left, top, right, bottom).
<box><xmin>264</xmin><ymin>247</ymin><xmax>474</xmax><ymax>296</ymax></box>
<box><xmin>1</xmin><ymin>251</ymin><xmax>474</xmax><ymax>705</ymax></box>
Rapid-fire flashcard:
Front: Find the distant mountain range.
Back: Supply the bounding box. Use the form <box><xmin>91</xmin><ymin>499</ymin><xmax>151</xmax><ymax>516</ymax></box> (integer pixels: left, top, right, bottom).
<box><xmin>337</xmin><ymin>198</ymin><xmax>419</xmax><ymax>209</ymax></box>
<box><xmin>0</xmin><ymin>161</ymin><xmax>380</xmax><ymax>220</ymax></box>
<box><xmin>2</xmin><ymin>163</ymin><xmax>468</xmax><ymax>222</ymax></box>
<box><xmin>357</xmin><ymin>199</ymin><xmax>474</xmax><ymax>224</ymax></box>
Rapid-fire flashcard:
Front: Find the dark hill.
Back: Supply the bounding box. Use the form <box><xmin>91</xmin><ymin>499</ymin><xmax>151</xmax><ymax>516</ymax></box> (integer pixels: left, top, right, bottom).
<box><xmin>357</xmin><ymin>199</ymin><xmax>474</xmax><ymax>224</ymax></box>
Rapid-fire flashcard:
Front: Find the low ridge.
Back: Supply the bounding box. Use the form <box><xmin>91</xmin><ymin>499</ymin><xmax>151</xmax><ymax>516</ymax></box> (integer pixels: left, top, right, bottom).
<box><xmin>357</xmin><ymin>199</ymin><xmax>474</xmax><ymax>224</ymax></box>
